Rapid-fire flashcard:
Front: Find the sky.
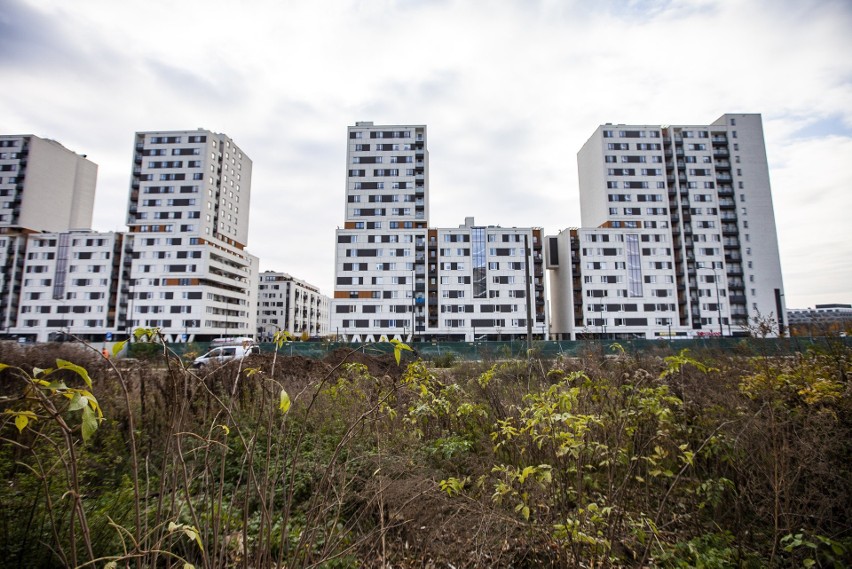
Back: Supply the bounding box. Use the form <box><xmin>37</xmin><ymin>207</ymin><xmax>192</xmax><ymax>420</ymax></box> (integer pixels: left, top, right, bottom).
<box><xmin>2</xmin><ymin>0</ymin><xmax>851</xmax><ymax>310</ymax></box>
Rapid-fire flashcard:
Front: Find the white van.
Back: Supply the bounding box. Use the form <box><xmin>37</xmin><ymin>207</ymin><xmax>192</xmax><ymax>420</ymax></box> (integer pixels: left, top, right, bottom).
<box><xmin>192</xmin><ymin>343</ymin><xmax>260</xmax><ymax>368</ymax></box>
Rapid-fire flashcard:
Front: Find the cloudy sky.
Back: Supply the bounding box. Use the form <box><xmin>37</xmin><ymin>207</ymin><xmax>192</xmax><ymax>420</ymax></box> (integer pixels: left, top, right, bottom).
<box><xmin>2</xmin><ymin>0</ymin><xmax>850</xmax><ymax>309</ymax></box>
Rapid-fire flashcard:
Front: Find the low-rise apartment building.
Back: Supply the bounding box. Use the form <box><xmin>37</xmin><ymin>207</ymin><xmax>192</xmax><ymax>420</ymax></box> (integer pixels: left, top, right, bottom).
<box><xmin>257</xmin><ymin>271</ymin><xmax>330</xmax><ymax>339</ymax></box>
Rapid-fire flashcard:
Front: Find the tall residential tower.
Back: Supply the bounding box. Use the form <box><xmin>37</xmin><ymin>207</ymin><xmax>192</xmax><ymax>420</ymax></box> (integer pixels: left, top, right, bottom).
<box><xmin>0</xmin><ymin>135</ymin><xmax>98</xmax><ymax>332</ymax></box>
<box><xmin>125</xmin><ymin>130</ymin><xmax>259</xmax><ymax>342</ymax></box>
<box><xmin>548</xmin><ymin>113</ymin><xmax>785</xmax><ymax>338</ymax></box>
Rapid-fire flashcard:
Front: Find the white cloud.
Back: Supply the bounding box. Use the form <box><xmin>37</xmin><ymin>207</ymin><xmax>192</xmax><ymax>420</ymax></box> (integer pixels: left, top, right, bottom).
<box><xmin>2</xmin><ymin>0</ymin><xmax>851</xmax><ymax>308</ymax></box>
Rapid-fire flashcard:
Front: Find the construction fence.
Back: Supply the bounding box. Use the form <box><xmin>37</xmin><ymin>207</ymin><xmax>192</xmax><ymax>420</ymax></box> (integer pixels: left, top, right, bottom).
<box><xmin>134</xmin><ymin>336</ymin><xmax>850</xmax><ymax>362</ymax></box>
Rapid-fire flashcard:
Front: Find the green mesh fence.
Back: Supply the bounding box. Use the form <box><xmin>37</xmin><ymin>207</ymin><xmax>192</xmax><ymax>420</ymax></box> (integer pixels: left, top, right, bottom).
<box><xmin>133</xmin><ymin>336</ymin><xmax>850</xmax><ymax>362</ymax></box>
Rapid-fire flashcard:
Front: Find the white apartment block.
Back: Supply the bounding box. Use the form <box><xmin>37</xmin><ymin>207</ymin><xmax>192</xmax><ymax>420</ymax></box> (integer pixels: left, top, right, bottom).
<box><xmin>334</xmin><ymin>217</ymin><xmax>546</xmax><ymax>342</ymax></box>
<box><xmin>330</xmin><ymin>121</ymin><xmax>545</xmax><ymax>342</ymax></box>
<box><xmin>0</xmin><ymin>135</ymin><xmax>98</xmax><ymax>332</ymax></box>
<box><xmin>9</xmin><ymin>230</ymin><xmax>128</xmax><ymax>343</ymax></box>
<box><xmin>427</xmin><ymin>218</ymin><xmax>546</xmax><ymax>341</ymax></box>
<box><xmin>125</xmin><ymin>130</ymin><xmax>259</xmax><ymax>342</ymax></box>
<box><xmin>547</xmin><ymin>227</ymin><xmax>685</xmax><ymax>340</ymax></box>
<box><xmin>257</xmin><ymin>271</ymin><xmax>330</xmax><ymax>339</ymax></box>
<box><xmin>549</xmin><ymin>113</ymin><xmax>786</xmax><ymax>339</ymax></box>
<box><xmin>332</xmin><ymin>122</ymin><xmax>429</xmax><ymax>341</ymax></box>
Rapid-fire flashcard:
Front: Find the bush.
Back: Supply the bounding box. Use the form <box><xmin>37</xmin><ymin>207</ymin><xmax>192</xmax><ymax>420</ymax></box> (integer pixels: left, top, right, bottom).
<box><xmin>431</xmin><ymin>351</ymin><xmax>457</xmax><ymax>368</ymax></box>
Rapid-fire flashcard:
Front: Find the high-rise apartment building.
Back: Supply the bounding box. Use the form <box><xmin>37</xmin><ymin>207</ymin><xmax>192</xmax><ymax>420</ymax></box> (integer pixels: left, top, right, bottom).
<box><xmin>257</xmin><ymin>271</ymin><xmax>330</xmax><ymax>340</ymax></box>
<box><xmin>0</xmin><ymin>135</ymin><xmax>98</xmax><ymax>331</ymax></box>
<box><xmin>332</xmin><ymin>123</ymin><xmax>545</xmax><ymax>342</ymax></box>
<box><xmin>125</xmin><ymin>130</ymin><xmax>259</xmax><ymax>342</ymax></box>
<box><xmin>548</xmin><ymin>113</ymin><xmax>786</xmax><ymax>338</ymax></box>
<box><xmin>332</xmin><ymin>122</ymin><xmax>429</xmax><ymax>341</ymax></box>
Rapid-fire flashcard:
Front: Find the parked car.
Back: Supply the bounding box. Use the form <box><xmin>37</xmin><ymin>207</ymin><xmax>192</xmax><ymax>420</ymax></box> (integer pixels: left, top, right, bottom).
<box><xmin>192</xmin><ymin>343</ymin><xmax>260</xmax><ymax>368</ymax></box>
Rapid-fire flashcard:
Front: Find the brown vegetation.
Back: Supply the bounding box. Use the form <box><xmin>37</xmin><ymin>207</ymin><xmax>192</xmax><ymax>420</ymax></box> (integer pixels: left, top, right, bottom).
<box><xmin>0</xmin><ymin>337</ymin><xmax>850</xmax><ymax>567</ymax></box>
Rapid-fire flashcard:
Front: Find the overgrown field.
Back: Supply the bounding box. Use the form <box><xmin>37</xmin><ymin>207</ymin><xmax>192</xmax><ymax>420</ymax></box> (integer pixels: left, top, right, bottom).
<box><xmin>1</xmin><ymin>337</ymin><xmax>850</xmax><ymax>568</ymax></box>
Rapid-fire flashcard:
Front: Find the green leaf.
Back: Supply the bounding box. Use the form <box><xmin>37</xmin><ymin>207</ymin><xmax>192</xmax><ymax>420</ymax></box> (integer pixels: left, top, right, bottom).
<box><xmin>81</xmin><ymin>404</ymin><xmax>99</xmax><ymax>442</ymax></box>
<box><xmin>112</xmin><ymin>340</ymin><xmax>127</xmax><ymax>357</ymax></box>
<box><xmin>183</xmin><ymin>526</ymin><xmax>203</xmax><ymax>551</ymax></box>
<box><xmin>68</xmin><ymin>393</ymin><xmax>87</xmax><ymax>412</ymax></box>
<box><xmin>56</xmin><ymin>359</ymin><xmax>92</xmax><ymax>388</ymax></box>
<box><xmin>6</xmin><ymin>410</ymin><xmax>37</xmax><ymax>433</ymax></box>
<box><xmin>15</xmin><ymin>414</ymin><xmax>29</xmax><ymax>432</ymax></box>
<box><xmin>390</xmin><ymin>339</ymin><xmax>413</xmax><ymax>365</ymax></box>
<box><xmin>279</xmin><ymin>389</ymin><xmax>291</xmax><ymax>414</ymax></box>
<box><xmin>133</xmin><ymin>327</ymin><xmax>159</xmax><ymax>342</ymax></box>
<box><xmin>273</xmin><ymin>330</ymin><xmax>292</xmax><ymax>349</ymax></box>
<box><xmin>518</xmin><ymin>465</ymin><xmax>535</xmax><ymax>484</ymax></box>
<box><xmin>0</xmin><ymin>363</ymin><xmax>9</xmax><ymax>372</ymax></box>
<box><xmin>105</xmin><ymin>562</ymin><xmax>118</xmax><ymax>569</ymax></box>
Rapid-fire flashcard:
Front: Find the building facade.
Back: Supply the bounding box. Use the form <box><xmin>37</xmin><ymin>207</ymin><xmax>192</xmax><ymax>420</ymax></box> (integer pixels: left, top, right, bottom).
<box><xmin>331</xmin><ymin>123</ymin><xmax>545</xmax><ymax>342</ymax></box>
<box><xmin>124</xmin><ymin>129</ymin><xmax>259</xmax><ymax>342</ymax></box>
<box><xmin>547</xmin><ymin>227</ymin><xmax>684</xmax><ymax>339</ymax></box>
<box><xmin>787</xmin><ymin>304</ymin><xmax>852</xmax><ymax>337</ymax></box>
<box><xmin>9</xmin><ymin>230</ymin><xmax>128</xmax><ymax>342</ymax></box>
<box><xmin>549</xmin><ymin>113</ymin><xmax>786</xmax><ymax>339</ymax></box>
<box><xmin>257</xmin><ymin>271</ymin><xmax>330</xmax><ymax>340</ymax></box>
<box><xmin>0</xmin><ymin>135</ymin><xmax>98</xmax><ymax>333</ymax></box>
